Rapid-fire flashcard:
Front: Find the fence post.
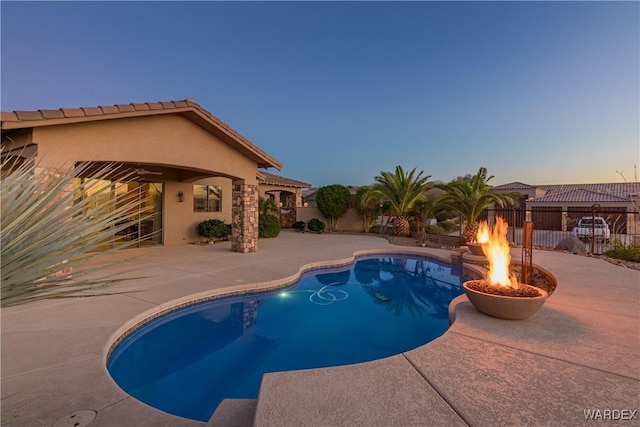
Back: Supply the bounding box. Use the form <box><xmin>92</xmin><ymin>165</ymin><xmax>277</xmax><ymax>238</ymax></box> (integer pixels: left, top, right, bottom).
<box><xmin>591</xmin><ymin>203</ymin><xmax>601</xmax><ymax>254</ymax></box>
<box><xmin>521</xmin><ymin>221</ymin><xmax>533</xmax><ymax>285</ymax></box>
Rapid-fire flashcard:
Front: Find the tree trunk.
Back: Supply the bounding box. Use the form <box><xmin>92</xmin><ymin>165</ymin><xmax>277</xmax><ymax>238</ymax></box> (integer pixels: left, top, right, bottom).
<box><xmin>394</xmin><ymin>216</ymin><xmax>411</xmax><ymax>237</ymax></box>
<box><xmin>461</xmin><ymin>222</ymin><xmax>479</xmax><ymax>245</ymax></box>
<box><xmin>415</xmin><ymin>214</ymin><xmax>426</xmax><ymax>243</ymax></box>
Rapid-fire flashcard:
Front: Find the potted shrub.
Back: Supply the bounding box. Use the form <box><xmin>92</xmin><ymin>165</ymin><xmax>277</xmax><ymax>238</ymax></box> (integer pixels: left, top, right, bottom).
<box><xmin>292</xmin><ymin>221</ymin><xmax>306</xmax><ymax>232</ymax></box>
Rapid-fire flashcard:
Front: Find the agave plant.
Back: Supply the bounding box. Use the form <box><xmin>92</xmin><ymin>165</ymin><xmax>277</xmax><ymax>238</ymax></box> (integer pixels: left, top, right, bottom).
<box><xmin>436</xmin><ymin>167</ymin><xmax>519</xmax><ymax>245</ymax></box>
<box><xmin>1</xmin><ymin>152</ymin><xmax>153</xmax><ymax>307</ymax></box>
<box><xmin>371</xmin><ymin>166</ymin><xmax>433</xmax><ymax>237</ymax></box>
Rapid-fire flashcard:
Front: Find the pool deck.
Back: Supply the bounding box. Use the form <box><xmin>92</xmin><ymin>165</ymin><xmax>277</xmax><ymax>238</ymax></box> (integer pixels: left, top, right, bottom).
<box><xmin>1</xmin><ymin>230</ymin><xmax>638</xmax><ymax>426</ymax></box>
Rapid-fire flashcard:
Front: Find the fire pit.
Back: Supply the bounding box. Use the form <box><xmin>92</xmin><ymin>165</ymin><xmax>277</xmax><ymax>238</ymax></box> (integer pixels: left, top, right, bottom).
<box><xmin>463</xmin><ymin>217</ymin><xmax>548</xmax><ymax>320</ymax></box>
<box><xmin>466</xmin><ymin>221</ymin><xmax>489</xmax><ymax>256</ymax></box>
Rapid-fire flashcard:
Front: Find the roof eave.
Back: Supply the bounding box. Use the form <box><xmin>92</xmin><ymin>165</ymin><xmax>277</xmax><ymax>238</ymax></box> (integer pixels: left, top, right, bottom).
<box><xmin>1</xmin><ymin>106</ymin><xmax>282</xmax><ymax>170</ymax></box>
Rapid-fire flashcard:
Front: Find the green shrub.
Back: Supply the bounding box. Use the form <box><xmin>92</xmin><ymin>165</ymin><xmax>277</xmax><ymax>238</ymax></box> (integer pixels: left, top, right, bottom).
<box><xmin>439</xmin><ymin>220</ymin><xmax>456</xmax><ymax>232</ymax></box>
<box><xmin>425</xmin><ymin>224</ymin><xmax>443</xmax><ymax>235</ymax></box>
<box><xmin>197</xmin><ymin>219</ymin><xmax>232</xmax><ymax>241</ymax></box>
<box><xmin>307</xmin><ymin>218</ymin><xmax>326</xmax><ymax>233</ymax></box>
<box><xmin>259</xmin><ymin>215</ymin><xmax>281</xmax><ymax>238</ymax></box>
<box><xmin>292</xmin><ymin>221</ymin><xmax>305</xmax><ymax>231</ymax></box>
<box><xmin>604</xmin><ymin>240</ymin><xmax>640</xmax><ymax>263</ymax></box>
<box><xmin>435</xmin><ymin>211</ymin><xmax>453</xmax><ymax>223</ymax></box>
<box><xmin>316</xmin><ymin>184</ymin><xmax>350</xmax><ymax>231</ymax></box>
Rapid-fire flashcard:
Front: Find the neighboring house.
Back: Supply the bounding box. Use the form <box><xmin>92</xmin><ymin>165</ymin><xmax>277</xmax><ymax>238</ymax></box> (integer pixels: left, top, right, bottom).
<box><xmin>492</xmin><ymin>182</ymin><xmax>640</xmax><ymax>233</ymax></box>
<box><xmin>257</xmin><ymin>171</ymin><xmax>311</xmax><ymax>227</ymax></box>
<box><xmin>1</xmin><ymin>99</ymin><xmax>283</xmax><ymax>253</ymax></box>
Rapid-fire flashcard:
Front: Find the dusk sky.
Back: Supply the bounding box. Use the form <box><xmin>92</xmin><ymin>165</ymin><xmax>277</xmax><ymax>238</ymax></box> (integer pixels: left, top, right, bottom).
<box><xmin>2</xmin><ymin>1</ymin><xmax>638</xmax><ymax>187</ymax></box>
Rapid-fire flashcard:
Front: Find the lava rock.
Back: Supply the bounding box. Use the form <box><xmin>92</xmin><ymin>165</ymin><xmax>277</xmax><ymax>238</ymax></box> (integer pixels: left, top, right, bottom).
<box><xmin>554</xmin><ymin>235</ymin><xmax>587</xmax><ymax>254</ymax></box>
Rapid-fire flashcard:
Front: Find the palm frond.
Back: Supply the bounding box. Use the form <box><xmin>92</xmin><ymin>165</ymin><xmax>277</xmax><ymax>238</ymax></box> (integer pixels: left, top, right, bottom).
<box><xmin>258</xmin><ymin>196</ymin><xmax>280</xmax><ymax>218</ymax></box>
<box><xmin>371</xmin><ymin>166</ymin><xmax>433</xmax><ymax>217</ymax></box>
<box><xmin>435</xmin><ymin>167</ymin><xmax>519</xmax><ymax>225</ymax></box>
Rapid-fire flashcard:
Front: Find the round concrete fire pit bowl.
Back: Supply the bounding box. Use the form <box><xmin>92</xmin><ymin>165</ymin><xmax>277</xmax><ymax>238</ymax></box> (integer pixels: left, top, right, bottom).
<box><xmin>463</xmin><ymin>280</ymin><xmax>548</xmax><ymax>320</ymax></box>
<box><xmin>466</xmin><ymin>243</ymin><xmax>485</xmax><ymax>257</ymax></box>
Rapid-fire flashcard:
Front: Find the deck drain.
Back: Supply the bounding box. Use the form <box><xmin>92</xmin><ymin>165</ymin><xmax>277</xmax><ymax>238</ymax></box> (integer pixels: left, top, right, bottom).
<box><xmin>52</xmin><ymin>410</ymin><xmax>96</xmax><ymax>427</ymax></box>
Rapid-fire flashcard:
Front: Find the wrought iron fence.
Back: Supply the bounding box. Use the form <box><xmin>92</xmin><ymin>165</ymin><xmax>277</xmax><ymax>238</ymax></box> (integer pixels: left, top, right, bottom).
<box><xmin>450</xmin><ymin>207</ymin><xmax>640</xmax><ymax>255</ymax></box>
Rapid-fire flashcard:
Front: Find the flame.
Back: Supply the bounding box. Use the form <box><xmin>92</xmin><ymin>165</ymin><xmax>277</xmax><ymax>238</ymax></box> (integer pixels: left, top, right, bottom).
<box><xmin>476</xmin><ymin>221</ymin><xmax>489</xmax><ymax>243</ymax></box>
<box><xmin>481</xmin><ymin>217</ymin><xmax>519</xmax><ymax>288</ymax></box>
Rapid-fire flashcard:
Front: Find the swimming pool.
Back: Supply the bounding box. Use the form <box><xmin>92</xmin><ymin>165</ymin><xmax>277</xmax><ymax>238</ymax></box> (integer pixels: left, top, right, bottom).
<box><xmin>107</xmin><ymin>255</ymin><xmax>465</xmax><ymax>421</ymax></box>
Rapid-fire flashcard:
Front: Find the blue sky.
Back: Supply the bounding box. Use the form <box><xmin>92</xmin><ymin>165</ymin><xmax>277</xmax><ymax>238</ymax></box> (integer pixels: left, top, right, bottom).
<box><xmin>2</xmin><ymin>1</ymin><xmax>638</xmax><ymax>187</ymax></box>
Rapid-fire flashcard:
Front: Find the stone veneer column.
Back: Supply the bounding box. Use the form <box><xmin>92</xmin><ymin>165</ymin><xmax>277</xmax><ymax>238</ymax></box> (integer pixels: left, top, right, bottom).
<box><xmin>231</xmin><ymin>182</ymin><xmax>258</xmax><ymax>253</ymax></box>
<box><xmin>295</xmin><ymin>189</ymin><xmax>302</xmax><ymax>207</ymax></box>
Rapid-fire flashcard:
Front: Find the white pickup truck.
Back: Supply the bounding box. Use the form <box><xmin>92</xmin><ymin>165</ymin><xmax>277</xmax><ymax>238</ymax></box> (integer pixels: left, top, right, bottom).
<box><xmin>572</xmin><ymin>216</ymin><xmax>611</xmax><ymax>243</ymax></box>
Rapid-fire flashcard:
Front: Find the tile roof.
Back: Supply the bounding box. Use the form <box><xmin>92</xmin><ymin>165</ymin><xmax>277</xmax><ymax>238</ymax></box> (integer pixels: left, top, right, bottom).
<box><xmin>1</xmin><ymin>100</ymin><xmax>191</xmax><ymax>123</ymax></box>
<box><xmin>495</xmin><ymin>181</ymin><xmax>640</xmax><ymax>204</ymax></box>
<box><xmin>529</xmin><ymin>188</ymin><xmax>631</xmax><ymax>203</ymax></box>
<box><xmin>1</xmin><ymin>99</ymin><xmax>282</xmax><ymax>170</ymax></box>
<box><xmin>492</xmin><ymin>182</ymin><xmax>535</xmax><ymax>190</ymax></box>
<box><xmin>497</xmin><ymin>182</ymin><xmax>639</xmax><ymax>201</ymax></box>
<box><xmin>257</xmin><ymin>171</ymin><xmax>311</xmax><ymax>188</ymax></box>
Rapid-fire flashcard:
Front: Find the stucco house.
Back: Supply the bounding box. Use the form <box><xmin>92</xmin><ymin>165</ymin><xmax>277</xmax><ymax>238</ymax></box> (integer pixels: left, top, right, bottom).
<box><xmin>1</xmin><ymin>99</ymin><xmax>286</xmax><ymax>253</ymax></box>
<box><xmin>257</xmin><ymin>171</ymin><xmax>311</xmax><ymax>227</ymax></box>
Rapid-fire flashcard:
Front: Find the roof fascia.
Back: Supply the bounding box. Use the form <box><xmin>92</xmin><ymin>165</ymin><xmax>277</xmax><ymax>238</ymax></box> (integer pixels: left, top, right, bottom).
<box><xmin>1</xmin><ymin>107</ymin><xmax>282</xmax><ymax>170</ymax></box>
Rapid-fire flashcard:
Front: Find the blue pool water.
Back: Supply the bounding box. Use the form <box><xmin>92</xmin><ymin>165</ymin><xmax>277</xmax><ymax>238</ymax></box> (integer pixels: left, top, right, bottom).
<box><xmin>107</xmin><ymin>255</ymin><xmax>465</xmax><ymax>421</ymax></box>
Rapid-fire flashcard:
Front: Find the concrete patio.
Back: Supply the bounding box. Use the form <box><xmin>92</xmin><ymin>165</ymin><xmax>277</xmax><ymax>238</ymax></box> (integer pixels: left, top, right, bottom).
<box><xmin>1</xmin><ymin>231</ymin><xmax>638</xmax><ymax>426</ymax></box>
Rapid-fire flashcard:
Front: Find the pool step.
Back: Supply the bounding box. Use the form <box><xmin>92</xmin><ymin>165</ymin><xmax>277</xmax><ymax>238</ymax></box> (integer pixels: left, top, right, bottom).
<box><xmin>207</xmin><ymin>399</ymin><xmax>257</xmax><ymax>427</ymax></box>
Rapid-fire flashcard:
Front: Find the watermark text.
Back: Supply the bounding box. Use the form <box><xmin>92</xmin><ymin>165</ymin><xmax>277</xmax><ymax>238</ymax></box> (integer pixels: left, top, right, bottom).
<box><xmin>584</xmin><ymin>409</ymin><xmax>637</xmax><ymax>421</ymax></box>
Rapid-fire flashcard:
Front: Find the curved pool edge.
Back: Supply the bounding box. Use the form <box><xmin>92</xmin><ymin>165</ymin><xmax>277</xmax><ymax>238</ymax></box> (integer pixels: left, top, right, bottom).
<box><xmin>103</xmin><ymin>248</ymin><xmax>457</xmax><ymax>365</ymax></box>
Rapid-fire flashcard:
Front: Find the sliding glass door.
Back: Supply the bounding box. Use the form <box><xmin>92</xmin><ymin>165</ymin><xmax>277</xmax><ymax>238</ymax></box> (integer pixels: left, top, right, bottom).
<box><xmin>76</xmin><ymin>178</ymin><xmax>163</xmax><ymax>249</ymax></box>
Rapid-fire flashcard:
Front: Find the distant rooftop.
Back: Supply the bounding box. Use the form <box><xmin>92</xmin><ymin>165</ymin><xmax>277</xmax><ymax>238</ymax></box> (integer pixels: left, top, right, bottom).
<box><xmin>491</xmin><ymin>182</ymin><xmax>536</xmax><ymax>190</ymax></box>
<box><xmin>494</xmin><ymin>181</ymin><xmax>640</xmax><ymax>204</ymax></box>
<box><xmin>257</xmin><ymin>171</ymin><xmax>311</xmax><ymax>189</ymax></box>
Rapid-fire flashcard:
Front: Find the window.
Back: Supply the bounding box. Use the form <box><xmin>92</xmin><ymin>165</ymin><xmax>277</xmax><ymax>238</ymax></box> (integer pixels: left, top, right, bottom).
<box><xmin>194</xmin><ymin>185</ymin><xmax>222</xmax><ymax>212</ymax></box>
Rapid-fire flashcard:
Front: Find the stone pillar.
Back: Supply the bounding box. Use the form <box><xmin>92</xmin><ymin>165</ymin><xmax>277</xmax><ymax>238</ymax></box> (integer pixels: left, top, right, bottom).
<box><xmin>232</xmin><ymin>182</ymin><xmax>258</xmax><ymax>253</ymax></box>
<box><xmin>295</xmin><ymin>189</ymin><xmax>302</xmax><ymax>207</ymax></box>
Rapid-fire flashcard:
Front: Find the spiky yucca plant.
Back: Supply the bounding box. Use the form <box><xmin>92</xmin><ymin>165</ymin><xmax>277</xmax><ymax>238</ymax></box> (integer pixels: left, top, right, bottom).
<box><xmin>1</xmin><ymin>153</ymin><xmax>153</xmax><ymax>307</ymax></box>
<box><xmin>371</xmin><ymin>166</ymin><xmax>433</xmax><ymax>237</ymax></box>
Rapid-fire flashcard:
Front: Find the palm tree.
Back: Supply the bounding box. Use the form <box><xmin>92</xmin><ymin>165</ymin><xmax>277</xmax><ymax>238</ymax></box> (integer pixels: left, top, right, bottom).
<box><xmin>355</xmin><ymin>186</ymin><xmax>382</xmax><ymax>233</ymax></box>
<box><xmin>371</xmin><ymin>166</ymin><xmax>433</xmax><ymax>237</ymax></box>
<box><xmin>436</xmin><ymin>167</ymin><xmax>519</xmax><ymax>245</ymax></box>
<box><xmin>258</xmin><ymin>196</ymin><xmax>280</xmax><ymax>218</ymax></box>
<box><xmin>410</xmin><ymin>197</ymin><xmax>439</xmax><ymax>244</ymax></box>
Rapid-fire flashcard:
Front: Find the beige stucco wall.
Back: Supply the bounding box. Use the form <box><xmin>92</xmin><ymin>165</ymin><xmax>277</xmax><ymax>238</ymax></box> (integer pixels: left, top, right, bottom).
<box><xmin>296</xmin><ymin>207</ymin><xmax>363</xmax><ymax>232</ymax></box>
<box><xmin>28</xmin><ymin>114</ymin><xmax>259</xmax><ymax>245</ymax></box>
<box><xmin>31</xmin><ymin>115</ymin><xmax>258</xmax><ymax>183</ymax></box>
<box><xmin>165</xmin><ymin>176</ymin><xmax>233</xmax><ymax>244</ymax></box>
